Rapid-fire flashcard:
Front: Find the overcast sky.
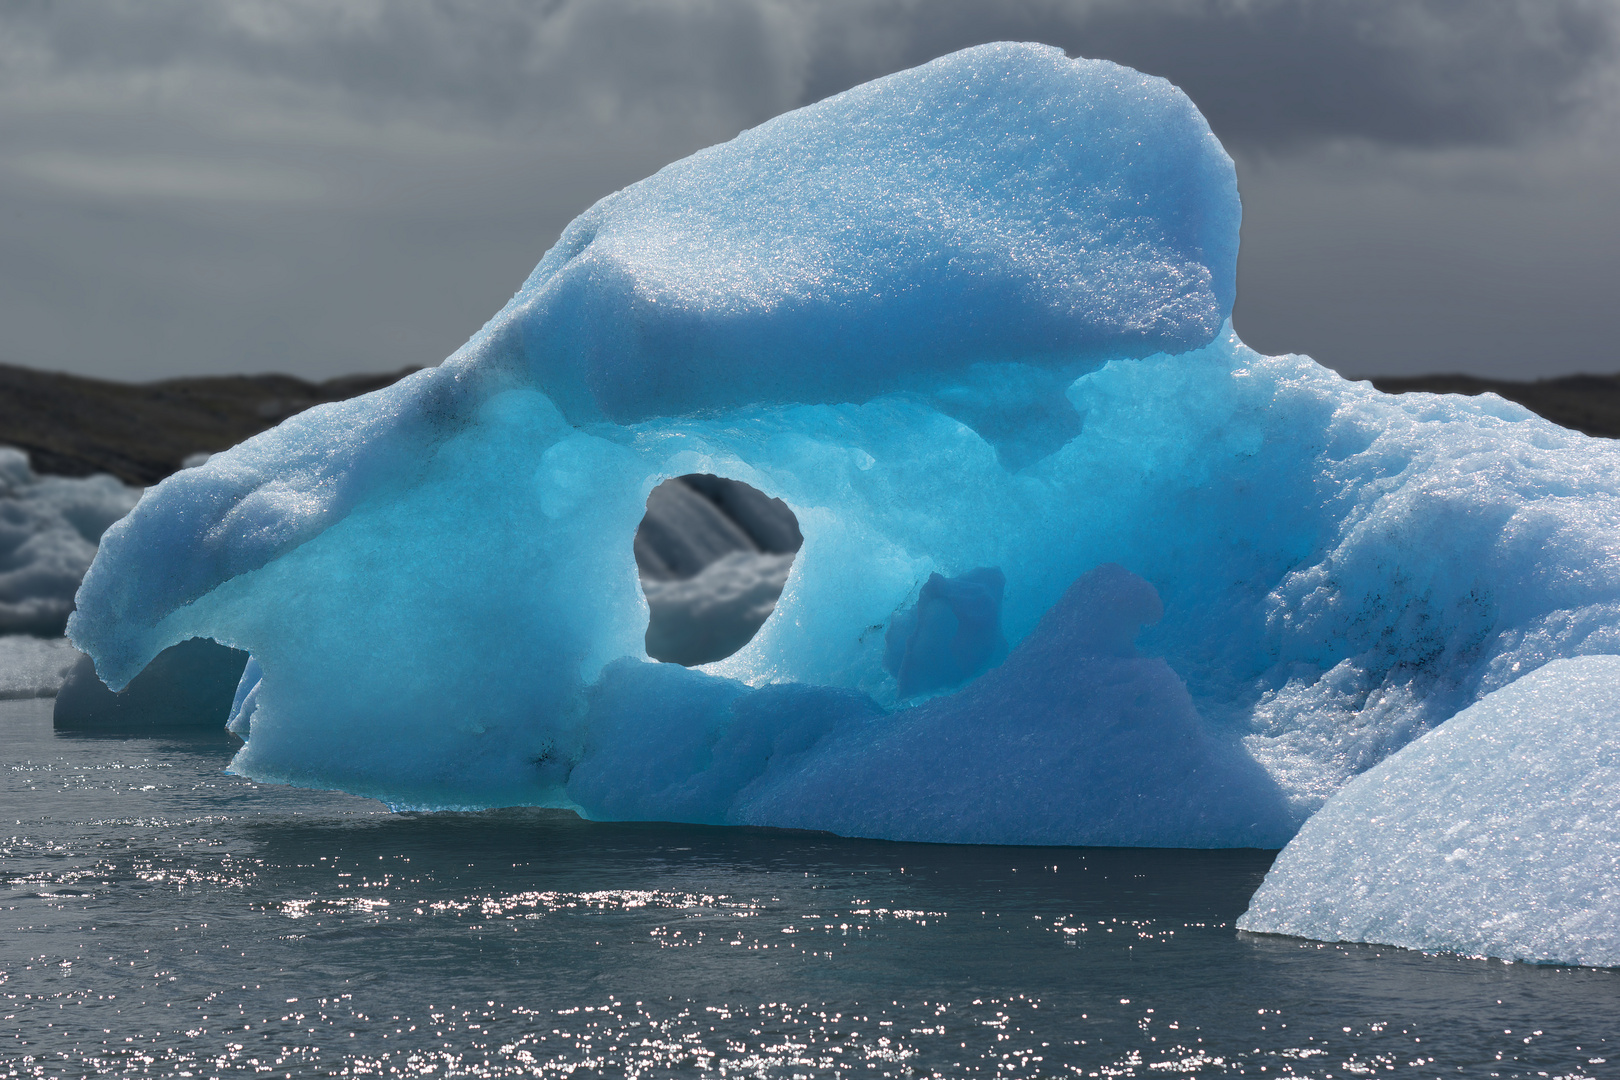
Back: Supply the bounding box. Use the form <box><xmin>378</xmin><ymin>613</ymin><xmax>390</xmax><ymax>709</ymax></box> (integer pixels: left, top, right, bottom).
<box><xmin>2</xmin><ymin>0</ymin><xmax>1617</xmax><ymax>383</ymax></box>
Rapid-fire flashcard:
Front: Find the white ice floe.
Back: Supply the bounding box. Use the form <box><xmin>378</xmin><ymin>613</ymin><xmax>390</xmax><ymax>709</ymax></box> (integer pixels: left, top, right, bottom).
<box><xmin>1240</xmin><ymin>655</ymin><xmax>1620</xmax><ymax>968</ymax></box>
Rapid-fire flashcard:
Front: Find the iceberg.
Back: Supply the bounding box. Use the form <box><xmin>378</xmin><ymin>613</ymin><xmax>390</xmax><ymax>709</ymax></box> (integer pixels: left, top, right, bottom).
<box><xmin>0</xmin><ymin>633</ymin><xmax>81</xmax><ymax>701</ymax></box>
<box><xmin>1</xmin><ymin>446</ymin><xmax>139</xmax><ymax>637</ymax></box>
<box><xmin>68</xmin><ymin>44</ymin><xmax>1620</xmax><ymax>849</ymax></box>
<box><xmin>1238</xmin><ymin>655</ymin><xmax>1620</xmax><ymax>967</ymax></box>
<box><xmin>0</xmin><ymin>446</ymin><xmax>139</xmax><ymax>699</ymax></box>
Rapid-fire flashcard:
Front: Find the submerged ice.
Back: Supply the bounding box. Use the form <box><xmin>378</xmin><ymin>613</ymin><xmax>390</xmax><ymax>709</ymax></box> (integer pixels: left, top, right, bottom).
<box><xmin>69</xmin><ymin>38</ymin><xmax>1620</xmax><ymax>893</ymax></box>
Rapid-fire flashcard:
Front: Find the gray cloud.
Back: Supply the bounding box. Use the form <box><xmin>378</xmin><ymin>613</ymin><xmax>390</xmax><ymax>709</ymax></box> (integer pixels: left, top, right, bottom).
<box><xmin>796</xmin><ymin>0</ymin><xmax>1620</xmax><ymax>149</ymax></box>
<box><xmin>1</xmin><ymin>0</ymin><xmax>1616</xmax><ymax>384</ymax></box>
<box><xmin>7</xmin><ymin>1</ymin><xmax>1612</xmax><ymax>146</ymax></box>
<box><xmin>0</xmin><ymin>0</ymin><xmax>810</xmax><ymax>138</ymax></box>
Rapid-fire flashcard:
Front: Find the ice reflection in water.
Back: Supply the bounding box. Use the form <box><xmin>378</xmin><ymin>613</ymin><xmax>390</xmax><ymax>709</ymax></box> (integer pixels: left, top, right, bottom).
<box><xmin>3</xmin><ymin>697</ymin><xmax>1617</xmax><ymax>1078</ymax></box>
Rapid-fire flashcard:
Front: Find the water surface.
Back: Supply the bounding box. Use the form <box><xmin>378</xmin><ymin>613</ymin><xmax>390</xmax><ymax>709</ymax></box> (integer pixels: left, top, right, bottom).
<box><xmin>3</xmin><ymin>699</ymin><xmax>1615</xmax><ymax>1077</ymax></box>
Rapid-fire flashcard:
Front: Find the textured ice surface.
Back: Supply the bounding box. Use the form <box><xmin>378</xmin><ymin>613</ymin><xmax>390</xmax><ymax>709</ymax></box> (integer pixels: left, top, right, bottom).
<box><xmin>68</xmin><ymin>44</ymin><xmax>1620</xmax><ymax>845</ymax></box>
<box><xmin>1239</xmin><ymin>656</ymin><xmax>1620</xmax><ymax>967</ymax></box>
<box><xmin>513</xmin><ymin>44</ymin><xmax>1236</xmax><ymax>425</ymax></box>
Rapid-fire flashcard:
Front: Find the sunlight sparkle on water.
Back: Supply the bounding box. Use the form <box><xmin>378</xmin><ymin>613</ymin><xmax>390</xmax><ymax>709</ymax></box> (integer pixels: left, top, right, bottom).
<box><xmin>3</xmin><ymin>699</ymin><xmax>1616</xmax><ymax>1078</ymax></box>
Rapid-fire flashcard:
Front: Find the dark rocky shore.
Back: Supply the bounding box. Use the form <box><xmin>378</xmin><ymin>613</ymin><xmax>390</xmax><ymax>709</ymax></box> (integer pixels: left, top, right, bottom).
<box><xmin>2</xmin><ymin>361</ymin><xmax>1618</xmax><ymax>490</ymax></box>
<box><xmin>0</xmin><ymin>361</ymin><xmax>417</xmax><ymax>486</ymax></box>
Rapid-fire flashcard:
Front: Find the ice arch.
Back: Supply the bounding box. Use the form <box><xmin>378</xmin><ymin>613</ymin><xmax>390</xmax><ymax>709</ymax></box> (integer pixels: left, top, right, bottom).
<box><xmin>69</xmin><ymin>44</ymin><xmax>1620</xmax><ymax>848</ymax></box>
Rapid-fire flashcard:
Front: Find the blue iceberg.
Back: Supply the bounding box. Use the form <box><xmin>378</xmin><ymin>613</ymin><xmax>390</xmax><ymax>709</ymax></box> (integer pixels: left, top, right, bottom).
<box><xmin>69</xmin><ymin>45</ymin><xmax>1620</xmax><ymax>858</ymax></box>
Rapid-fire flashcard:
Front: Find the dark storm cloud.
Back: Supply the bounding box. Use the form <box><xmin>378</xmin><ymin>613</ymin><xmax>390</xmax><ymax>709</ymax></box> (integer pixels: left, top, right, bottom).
<box><xmin>0</xmin><ymin>0</ymin><xmax>810</xmax><ymax>135</ymax></box>
<box><xmin>797</xmin><ymin>0</ymin><xmax>1620</xmax><ymax>150</ymax></box>
<box><xmin>0</xmin><ymin>0</ymin><xmax>1616</xmax><ymax>382</ymax></box>
<box><xmin>7</xmin><ymin>1</ymin><xmax>1613</xmax><ymax>146</ymax></box>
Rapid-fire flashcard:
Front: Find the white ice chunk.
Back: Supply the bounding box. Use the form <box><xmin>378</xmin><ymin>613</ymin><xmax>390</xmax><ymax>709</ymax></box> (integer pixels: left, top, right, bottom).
<box><xmin>1239</xmin><ymin>655</ymin><xmax>1620</xmax><ymax>967</ymax></box>
<box><xmin>0</xmin><ymin>634</ymin><xmax>82</xmax><ymax>700</ymax></box>
<box><xmin>1</xmin><ymin>446</ymin><xmax>140</xmax><ymax>636</ymax></box>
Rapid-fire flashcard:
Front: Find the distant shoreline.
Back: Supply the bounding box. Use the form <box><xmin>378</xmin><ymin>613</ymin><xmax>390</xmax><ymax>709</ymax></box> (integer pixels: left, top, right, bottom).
<box><xmin>0</xmin><ymin>362</ymin><xmax>417</xmax><ymax>485</ymax></box>
<box><xmin>3</xmin><ymin>361</ymin><xmax>1616</xmax><ymax>486</ymax></box>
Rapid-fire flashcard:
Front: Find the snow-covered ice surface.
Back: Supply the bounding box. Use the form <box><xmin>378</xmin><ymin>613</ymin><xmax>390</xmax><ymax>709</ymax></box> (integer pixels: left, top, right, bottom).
<box><xmin>1240</xmin><ymin>655</ymin><xmax>1620</xmax><ymax>967</ymax></box>
<box><xmin>70</xmin><ymin>44</ymin><xmax>1620</xmax><ymax>862</ymax></box>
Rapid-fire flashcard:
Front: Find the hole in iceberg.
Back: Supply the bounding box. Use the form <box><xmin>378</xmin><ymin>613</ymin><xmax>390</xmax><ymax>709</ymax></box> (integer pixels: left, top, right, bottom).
<box><xmin>634</xmin><ymin>474</ymin><xmax>802</xmax><ymax>666</ymax></box>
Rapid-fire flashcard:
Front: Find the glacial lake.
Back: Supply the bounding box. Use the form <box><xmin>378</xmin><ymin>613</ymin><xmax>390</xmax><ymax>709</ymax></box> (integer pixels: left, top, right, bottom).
<box><xmin>4</xmin><ymin>698</ymin><xmax>1615</xmax><ymax>1078</ymax></box>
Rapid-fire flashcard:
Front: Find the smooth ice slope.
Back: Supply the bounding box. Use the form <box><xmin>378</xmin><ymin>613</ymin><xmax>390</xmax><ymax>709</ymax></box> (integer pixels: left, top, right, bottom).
<box><xmin>67</xmin><ymin>44</ymin><xmax>1620</xmax><ymax>843</ymax></box>
<box><xmin>733</xmin><ymin>565</ymin><xmax>1293</xmax><ymax>846</ymax></box>
<box><xmin>1239</xmin><ymin>656</ymin><xmax>1620</xmax><ymax>967</ymax></box>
